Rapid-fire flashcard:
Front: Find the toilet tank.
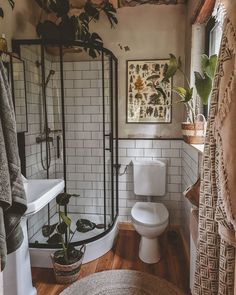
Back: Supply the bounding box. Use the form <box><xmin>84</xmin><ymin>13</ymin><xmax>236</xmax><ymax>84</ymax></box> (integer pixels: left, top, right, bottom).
<box><xmin>132</xmin><ymin>159</ymin><xmax>166</xmax><ymax>196</ymax></box>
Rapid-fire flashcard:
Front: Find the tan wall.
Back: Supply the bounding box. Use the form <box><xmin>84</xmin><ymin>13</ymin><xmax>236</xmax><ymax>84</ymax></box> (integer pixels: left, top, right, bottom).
<box><xmin>1</xmin><ymin>2</ymin><xmax>187</xmax><ymax>138</ymax></box>
<box><xmin>92</xmin><ymin>4</ymin><xmax>187</xmax><ymax>138</ymax></box>
<box><xmin>0</xmin><ymin>0</ymin><xmax>39</xmax><ymax>50</ymax></box>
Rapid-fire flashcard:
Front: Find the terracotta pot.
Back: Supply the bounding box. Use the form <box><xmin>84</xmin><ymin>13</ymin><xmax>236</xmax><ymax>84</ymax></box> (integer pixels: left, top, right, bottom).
<box><xmin>181</xmin><ymin>122</ymin><xmax>205</xmax><ymax>144</ymax></box>
<box><xmin>51</xmin><ymin>246</ymin><xmax>85</xmax><ymax>284</ymax></box>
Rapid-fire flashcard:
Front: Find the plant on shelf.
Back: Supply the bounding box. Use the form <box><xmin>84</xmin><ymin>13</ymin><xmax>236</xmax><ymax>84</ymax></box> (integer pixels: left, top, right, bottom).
<box><xmin>42</xmin><ymin>192</ymin><xmax>98</xmax><ymax>284</ymax></box>
<box><xmin>34</xmin><ymin>0</ymin><xmax>118</xmax><ymax>58</ymax></box>
<box><xmin>156</xmin><ymin>53</ymin><xmax>217</xmax><ymax>144</ymax></box>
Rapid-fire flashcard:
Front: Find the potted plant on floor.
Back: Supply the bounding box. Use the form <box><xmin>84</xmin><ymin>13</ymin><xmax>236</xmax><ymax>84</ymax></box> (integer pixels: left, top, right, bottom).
<box><xmin>157</xmin><ymin>53</ymin><xmax>217</xmax><ymax>144</ymax></box>
<box><xmin>42</xmin><ymin>192</ymin><xmax>97</xmax><ymax>284</ymax></box>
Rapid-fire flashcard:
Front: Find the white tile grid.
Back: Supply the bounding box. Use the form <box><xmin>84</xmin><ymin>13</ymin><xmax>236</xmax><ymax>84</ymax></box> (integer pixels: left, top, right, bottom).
<box><xmin>21</xmin><ymin>47</ymin><xmax>60</xmax><ymax>238</ymax></box>
<box><xmin>54</xmin><ymin>61</ymin><xmax>111</xmax><ymax>217</ymax></box>
<box><xmin>118</xmin><ymin>140</ymin><xmax>183</xmax><ymax>225</ymax></box>
<box><xmin>23</xmin><ymin>55</ymin><xmax>200</xmax><ymax>239</ymax></box>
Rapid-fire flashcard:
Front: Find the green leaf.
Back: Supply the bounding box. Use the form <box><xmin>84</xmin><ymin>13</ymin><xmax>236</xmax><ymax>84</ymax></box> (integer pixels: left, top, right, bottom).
<box><xmin>174</xmin><ymin>87</ymin><xmax>193</xmax><ymax>103</ymax></box>
<box><xmin>201</xmin><ymin>54</ymin><xmax>217</xmax><ymax>79</ymax></box>
<box><xmin>163</xmin><ymin>54</ymin><xmax>180</xmax><ymax>82</ymax></box>
<box><xmin>47</xmin><ymin>233</ymin><xmax>62</xmax><ymax>244</ymax></box>
<box><xmin>194</xmin><ymin>72</ymin><xmax>212</xmax><ymax>105</ymax></box>
<box><xmin>8</xmin><ymin>0</ymin><xmax>14</xmax><ymax>9</ymax></box>
<box><xmin>76</xmin><ymin>219</ymin><xmax>96</xmax><ymax>233</ymax></box>
<box><xmin>84</xmin><ymin>2</ymin><xmax>99</xmax><ymax>20</ymax></box>
<box><xmin>103</xmin><ymin>1</ymin><xmax>118</xmax><ymax>28</ymax></box>
<box><xmin>42</xmin><ymin>223</ymin><xmax>58</xmax><ymax>237</ymax></box>
<box><xmin>155</xmin><ymin>83</ymin><xmax>167</xmax><ymax>99</ymax></box>
<box><xmin>36</xmin><ymin>20</ymin><xmax>60</xmax><ymax>40</ymax></box>
<box><xmin>57</xmin><ymin>222</ymin><xmax>68</xmax><ymax>234</ymax></box>
<box><xmin>174</xmin><ymin>87</ymin><xmax>186</xmax><ymax>99</ymax></box>
<box><xmin>59</xmin><ymin>15</ymin><xmax>76</xmax><ymax>41</ymax></box>
<box><xmin>60</xmin><ymin>212</ymin><xmax>71</xmax><ymax>227</ymax></box>
<box><xmin>49</xmin><ymin>0</ymin><xmax>69</xmax><ymax>17</ymax></box>
<box><xmin>206</xmin><ymin>54</ymin><xmax>217</xmax><ymax>79</ymax></box>
<box><xmin>56</xmin><ymin>193</ymin><xmax>72</xmax><ymax>206</ymax></box>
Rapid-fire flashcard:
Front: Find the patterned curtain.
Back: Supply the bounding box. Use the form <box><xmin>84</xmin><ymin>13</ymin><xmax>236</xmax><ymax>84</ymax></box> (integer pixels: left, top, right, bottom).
<box><xmin>194</xmin><ymin>1</ymin><xmax>236</xmax><ymax>294</ymax></box>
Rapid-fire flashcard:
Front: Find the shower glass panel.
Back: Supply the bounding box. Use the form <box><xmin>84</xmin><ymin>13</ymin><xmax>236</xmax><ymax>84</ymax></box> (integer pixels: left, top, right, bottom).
<box><xmin>14</xmin><ymin>40</ymin><xmax>118</xmax><ymax>247</ymax></box>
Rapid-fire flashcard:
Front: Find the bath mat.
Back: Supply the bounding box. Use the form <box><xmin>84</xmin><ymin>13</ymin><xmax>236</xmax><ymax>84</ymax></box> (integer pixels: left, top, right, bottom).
<box><xmin>59</xmin><ymin>269</ymin><xmax>184</xmax><ymax>295</ymax></box>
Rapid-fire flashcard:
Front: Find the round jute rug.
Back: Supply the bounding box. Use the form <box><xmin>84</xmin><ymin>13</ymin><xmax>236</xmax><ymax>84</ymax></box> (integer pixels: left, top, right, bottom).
<box><xmin>59</xmin><ymin>270</ymin><xmax>185</xmax><ymax>295</ymax></box>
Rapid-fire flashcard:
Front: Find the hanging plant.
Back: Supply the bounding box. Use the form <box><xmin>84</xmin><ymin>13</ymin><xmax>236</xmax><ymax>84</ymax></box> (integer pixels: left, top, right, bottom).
<box><xmin>35</xmin><ymin>0</ymin><xmax>118</xmax><ymax>58</ymax></box>
<box><xmin>0</xmin><ymin>0</ymin><xmax>14</xmax><ymax>18</ymax></box>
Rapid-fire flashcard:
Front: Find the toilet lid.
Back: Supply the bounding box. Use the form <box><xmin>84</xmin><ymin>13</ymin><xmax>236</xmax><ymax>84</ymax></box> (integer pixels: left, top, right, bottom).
<box><xmin>131</xmin><ymin>202</ymin><xmax>169</xmax><ymax>226</ymax></box>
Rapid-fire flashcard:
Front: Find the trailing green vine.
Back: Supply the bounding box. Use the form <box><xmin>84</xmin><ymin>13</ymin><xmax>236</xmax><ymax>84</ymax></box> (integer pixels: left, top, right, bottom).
<box><xmin>35</xmin><ymin>0</ymin><xmax>118</xmax><ymax>58</ymax></box>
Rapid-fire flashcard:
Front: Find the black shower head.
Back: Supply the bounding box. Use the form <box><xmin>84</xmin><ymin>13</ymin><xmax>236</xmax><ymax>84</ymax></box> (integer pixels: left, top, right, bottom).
<box><xmin>45</xmin><ymin>69</ymin><xmax>55</xmax><ymax>87</ymax></box>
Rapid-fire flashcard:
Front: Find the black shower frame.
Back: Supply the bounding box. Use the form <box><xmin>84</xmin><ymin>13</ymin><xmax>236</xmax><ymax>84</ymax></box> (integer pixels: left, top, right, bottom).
<box><xmin>12</xmin><ymin>39</ymin><xmax>119</xmax><ymax>249</ymax></box>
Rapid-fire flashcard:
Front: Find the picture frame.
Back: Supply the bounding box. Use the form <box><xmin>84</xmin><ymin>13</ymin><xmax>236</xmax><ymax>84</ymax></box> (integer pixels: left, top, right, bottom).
<box><xmin>126</xmin><ymin>59</ymin><xmax>172</xmax><ymax>124</ymax></box>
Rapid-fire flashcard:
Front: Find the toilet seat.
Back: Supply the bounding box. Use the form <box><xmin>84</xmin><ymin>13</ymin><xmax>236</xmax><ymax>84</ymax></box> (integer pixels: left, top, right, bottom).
<box><xmin>131</xmin><ymin>202</ymin><xmax>169</xmax><ymax>227</ymax></box>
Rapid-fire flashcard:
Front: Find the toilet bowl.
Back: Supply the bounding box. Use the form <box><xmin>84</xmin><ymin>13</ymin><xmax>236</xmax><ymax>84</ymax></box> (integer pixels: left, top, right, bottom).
<box><xmin>131</xmin><ymin>202</ymin><xmax>169</xmax><ymax>263</ymax></box>
<box><xmin>131</xmin><ymin>159</ymin><xmax>169</xmax><ymax>264</ymax></box>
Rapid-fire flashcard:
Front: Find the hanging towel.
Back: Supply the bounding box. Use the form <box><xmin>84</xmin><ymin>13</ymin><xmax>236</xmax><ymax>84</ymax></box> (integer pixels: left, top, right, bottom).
<box><xmin>0</xmin><ymin>61</ymin><xmax>27</xmax><ymax>271</ymax></box>
<box><xmin>194</xmin><ymin>1</ymin><xmax>236</xmax><ymax>294</ymax></box>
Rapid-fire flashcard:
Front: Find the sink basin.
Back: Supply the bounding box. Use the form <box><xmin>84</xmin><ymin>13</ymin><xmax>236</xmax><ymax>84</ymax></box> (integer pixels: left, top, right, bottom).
<box><xmin>24</xmin><ymin>179</ymin><xmax>65</xmax><ymax>216</ymax></box>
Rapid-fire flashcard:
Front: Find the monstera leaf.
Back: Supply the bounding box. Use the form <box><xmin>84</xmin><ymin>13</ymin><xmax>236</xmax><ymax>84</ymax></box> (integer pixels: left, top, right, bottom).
<box><xmin>0</xmin><ymin>0</ymin><xmax>14</xmax><ymax>18</ymax></box>
<box><xmin>103</xmin><ymin>1</ymin><xmax>118</xmax><ymax>28</ymax></box>
<box><xmin>42</xmin><ymin>223</ymin><xmax>58</xmax><ymax>237</ymax></box>
<box><xmin>47</xmin><ymin>233</ymin><xmax>62</xmax><ymax>244</ymax></box>
<box><xmin>76</xmin><ymin>219</ymin><xmax>96</xmax><ymax>233</ymax></box>
<box><xmin>36</xmin><ymin>20</ymin><xmax>60</xmax><ymax>40</ymax></box>
<box><xmin>56</xmin><ymin>193</ymin><xmax>72</xmax><ymax>206</ymax></box>
<box><xmin>84</xmin><ymin>32</ymin><xmax>103</xmax><ymax>58</ymax></box>
<box><xmin>84</xmin><ymin>1</ymin><xmax>99</xmax><ymax>20</ymax></box>
<box><xmin>49</xmin><ymin>0</ymin><xmax>69</xmax><ymax>17</ymax></box>
<box><xmin>57</xmin><ymin>222</ymin><xmax>68</xmax><ymax>235</ymax></box>
<box><xmin>59</xmin><ymin>15</ymin><xmax>76</xmax><ymax>41</ymax></box>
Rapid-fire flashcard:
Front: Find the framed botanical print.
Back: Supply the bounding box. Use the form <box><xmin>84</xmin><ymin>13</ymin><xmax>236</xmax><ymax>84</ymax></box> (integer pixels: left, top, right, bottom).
<box><xmin>126</xmin><ymin>59</ymin><xmax>172</xmax><ymax>123</ymax></box>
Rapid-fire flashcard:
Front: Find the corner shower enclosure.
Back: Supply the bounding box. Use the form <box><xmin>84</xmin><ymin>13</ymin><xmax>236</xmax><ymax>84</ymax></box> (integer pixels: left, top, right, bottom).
<box><xmin>13</xmin><ymin>39</ymin><xmax>118</xmax><ymax>259</ymax></box>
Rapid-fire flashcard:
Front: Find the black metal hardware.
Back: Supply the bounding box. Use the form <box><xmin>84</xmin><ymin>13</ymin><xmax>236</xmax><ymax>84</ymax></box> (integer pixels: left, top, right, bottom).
<box><xmin>36</xmin><ymin>135</ymin><xmax>53</xmax><ymax>144</ymax></box>
<box><xmin>57</xmin><ymin>135</ymin><xmax>60</xmax><ymax>159</ymax></box>
<box><xmin>104</xmin><ymin>133</ymin><xmax>112</xmax><ymax>152</ymax></box>
<box><xmin>13</xmin><ymin>39</ymin><xmax>119</xmax><ymax>249</ymax></box>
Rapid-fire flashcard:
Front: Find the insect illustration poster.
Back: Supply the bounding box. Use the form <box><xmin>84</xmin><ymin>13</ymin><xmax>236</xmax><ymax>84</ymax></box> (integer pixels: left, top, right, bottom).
<box><xmin>126</xmin><ymin>59</ymin><xmax>172</xmax><ymax>123</ymax></box>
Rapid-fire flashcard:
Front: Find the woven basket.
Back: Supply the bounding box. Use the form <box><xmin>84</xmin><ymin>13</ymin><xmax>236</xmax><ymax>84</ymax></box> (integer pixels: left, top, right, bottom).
<box><xmin>51</xmin><ymin>246</ymin><xmax>85</xmax><ymax>284</ymax></box>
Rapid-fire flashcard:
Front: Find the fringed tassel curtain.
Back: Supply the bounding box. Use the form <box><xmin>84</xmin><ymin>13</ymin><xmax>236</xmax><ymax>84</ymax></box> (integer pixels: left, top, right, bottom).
<box><xmin>194</xmin><ymin>1</ymin><xmax>236</xmax><ymax>294</ymax></box>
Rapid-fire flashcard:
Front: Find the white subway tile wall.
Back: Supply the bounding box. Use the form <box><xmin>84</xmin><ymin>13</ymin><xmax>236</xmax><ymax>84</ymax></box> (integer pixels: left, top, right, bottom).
<box><xmin>54</xmin><ymin>60</ymin><xmax>112</xmax><ymax>223</ymax></box>
<box><xmin>21</xmin><ymin>46</ymin><xmax>58</xmax><ymax>239</ymax></box>
<box><xmin>118</xmin><ymin>139</ymin><xmax>183</xmax><ymax>225</ymax></box>
<box><xmin>20</xmin><ymin>48</ymin><xmax>201</xmax><ymax>242</ymax></box>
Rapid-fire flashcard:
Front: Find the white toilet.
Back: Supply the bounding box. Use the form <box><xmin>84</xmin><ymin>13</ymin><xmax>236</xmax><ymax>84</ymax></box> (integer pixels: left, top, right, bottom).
<box><xmin>131</xmin><ymin>159</ymin><xmax>169</xmax><ymax>264</ymax></box>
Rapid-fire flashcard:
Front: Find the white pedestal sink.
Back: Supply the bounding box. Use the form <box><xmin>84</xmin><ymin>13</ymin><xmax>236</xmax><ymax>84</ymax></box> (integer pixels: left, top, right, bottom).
<box><xmin>3</xmin><ymin>178</ymin><xmax>64</xmax><ymax>295</ymax></box>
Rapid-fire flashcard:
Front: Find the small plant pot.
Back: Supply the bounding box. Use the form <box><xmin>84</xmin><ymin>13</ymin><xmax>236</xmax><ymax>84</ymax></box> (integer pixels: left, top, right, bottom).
<box><xmin>51</xmin><ymin>245</ymin><xmax>85</xmax><ymax>284</ymax></box>
<box><xmin>182</xmin><ymin>121</ymin><xmax>205</xmax><ymax>144</ymax></box>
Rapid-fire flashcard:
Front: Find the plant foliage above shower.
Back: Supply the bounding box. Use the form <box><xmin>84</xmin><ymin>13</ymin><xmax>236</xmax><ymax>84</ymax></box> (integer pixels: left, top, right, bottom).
<box><xmin>34</xmin><ymin>0</ymin><xmax>118</xmax><ymax>58</ymax></box>
<box><xmin>0</xmin><ymin>0</ymin><xmax>14</xmax><ymax>18</ymax></box>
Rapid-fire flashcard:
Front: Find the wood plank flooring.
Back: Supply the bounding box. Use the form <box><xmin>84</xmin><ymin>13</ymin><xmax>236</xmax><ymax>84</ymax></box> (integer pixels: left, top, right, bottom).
<box><xmin>32</xmin><ymin>227</ymin><xmax>190</xmax><ymax>295</ymax></box>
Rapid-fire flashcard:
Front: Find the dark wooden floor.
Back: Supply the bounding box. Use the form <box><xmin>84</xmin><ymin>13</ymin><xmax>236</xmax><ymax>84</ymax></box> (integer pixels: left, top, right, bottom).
<box><xmin>32</xmin><ymin>226</ymin><xmax>190</xmax><ymax>295</ymax></box>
